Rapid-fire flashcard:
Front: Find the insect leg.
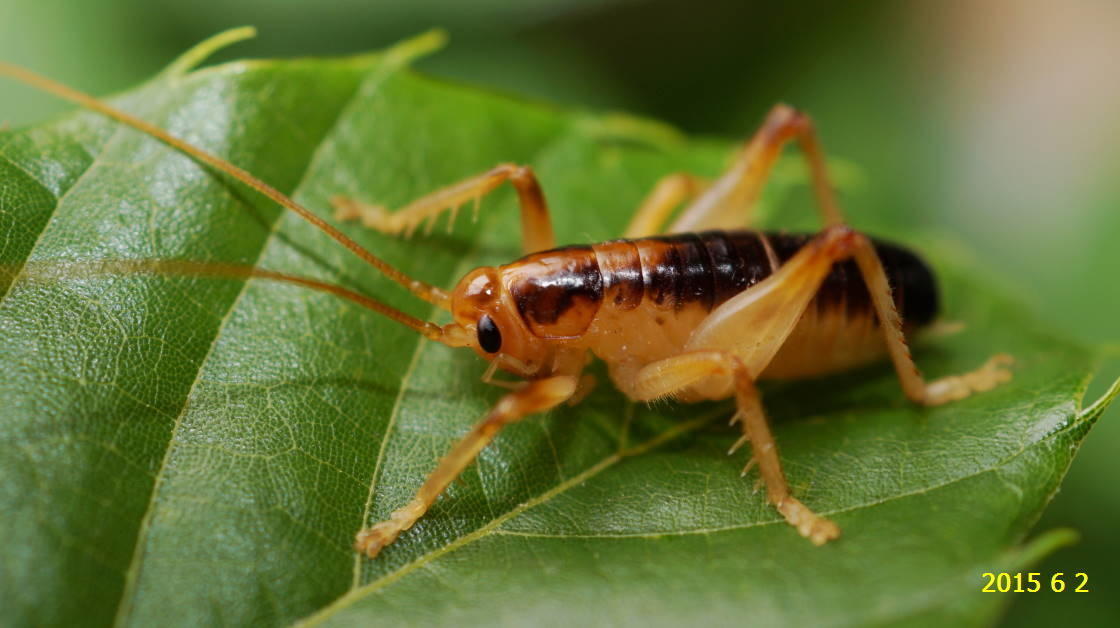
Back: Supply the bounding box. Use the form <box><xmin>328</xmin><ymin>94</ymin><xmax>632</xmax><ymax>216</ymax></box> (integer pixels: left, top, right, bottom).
<box><xmin>606</xmin><ymin>226</ymin><xmax>864</xmax><ymax>544</ymax></box>
<box><xmin>847</xmin><ymin>235</ymin><xmax>1013</xmax><ymax>405</ymax></box>
<box><xmin>628</xmin><ymin>350</ymin><xmax>840</xmax><ymax>545</ymax></box>
<box><xmin>757</xmin><ymin>108</ymin><xmax>1014</xmax><ymax>402</ymax></box>
<box><xmin>332</xmin><ymin>163</ymin><xmax>556</xmax><ymax>253</ymax></box>
<box><xmin>668</xmin><ymin>104</ymin><xmax>842</xmax><ymax>233</ymax></box>
<box><xmin>621</xmin><ymin>173</ymin><xmax>706</xmax><ymax>238</ymax></box>
<box><xmin>684</xmin><ymin>224</ymin><xmax>862</xmax><ymax>375</ymax></box>
<box><xmin>355</xmin><ymin>375</ymin><xmax>578</xmax><ymax>558</ymax></box>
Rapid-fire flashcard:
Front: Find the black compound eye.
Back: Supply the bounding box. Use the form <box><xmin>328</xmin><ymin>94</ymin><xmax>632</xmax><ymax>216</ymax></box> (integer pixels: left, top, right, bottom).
<box><xmin>477</xmin><ymin>314</ymin><xmax>502</xmax><ymax>353</ymax></box>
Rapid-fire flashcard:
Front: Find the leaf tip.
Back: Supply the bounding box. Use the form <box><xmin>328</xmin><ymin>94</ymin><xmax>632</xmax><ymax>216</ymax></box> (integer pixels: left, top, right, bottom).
<box><xmin>1005</xmin><ymin>527</ymin><xmax>1080</xmax><ymax>571</ymax></box>
<box><xmin>577</xmin><ymin>112</ymin><xmax>686</xmax><ymax>150</ymax></box>
<box><xmin>1079</xmin><ymin>372</ymin><xmax>1120</xmax><ymax>426</ymax></box>
<box><xmin>383</xmin><ymin>29</ymin><xmax>449</xmax><ymax>67</ymax></box>
<box><xmin>162</xmin><ymin>26</ymin><xmax>259</xmax><ymax>77</ymax></box>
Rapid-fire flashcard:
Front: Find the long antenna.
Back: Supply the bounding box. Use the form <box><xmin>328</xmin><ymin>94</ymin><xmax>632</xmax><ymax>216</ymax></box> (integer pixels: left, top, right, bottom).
<box><xmin>0</xmin><ymin>62</ymin><xmax>452</xmax><ymax>309</ymax></box>
<box><xmin>14</xmin><ymin>260</ymin><xmax>450</xmax><ymax>342</ymax></box>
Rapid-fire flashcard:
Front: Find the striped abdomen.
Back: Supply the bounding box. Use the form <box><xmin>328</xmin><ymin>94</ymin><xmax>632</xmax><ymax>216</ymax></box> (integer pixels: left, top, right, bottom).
<box><xmin>500</xmin><ymin>230</ymin><xmax>938</xmax><ymax>340</ymax></box>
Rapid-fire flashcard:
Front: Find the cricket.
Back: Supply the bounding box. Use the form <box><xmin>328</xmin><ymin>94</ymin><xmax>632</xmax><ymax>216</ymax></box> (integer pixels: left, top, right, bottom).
<box><xmin>0</xmin><ymin>58</ymin><xmax>1013</xmax><ymax>558</ymax></box>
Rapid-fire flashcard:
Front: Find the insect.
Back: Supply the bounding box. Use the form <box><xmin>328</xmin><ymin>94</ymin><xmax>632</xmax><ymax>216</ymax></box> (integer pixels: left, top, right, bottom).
<box><xmin>0</xmin><ymin>61</ymin><xmax>1013</xmax><ymax>558</ymax></box>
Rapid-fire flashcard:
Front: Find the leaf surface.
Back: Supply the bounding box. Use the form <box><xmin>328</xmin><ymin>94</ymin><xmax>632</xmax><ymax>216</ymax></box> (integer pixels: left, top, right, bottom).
<box><xmin>0</xmin><ymin>35</ymin><xmax>1113</xmax><ymax>627</ymax></box>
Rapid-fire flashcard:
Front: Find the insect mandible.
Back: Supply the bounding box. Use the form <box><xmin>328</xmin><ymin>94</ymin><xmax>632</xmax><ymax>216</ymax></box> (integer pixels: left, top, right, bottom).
<box><xmin>0</xmin><ymin>60</ymin><xmax>1014</xmax><ymax>558</ymax></box>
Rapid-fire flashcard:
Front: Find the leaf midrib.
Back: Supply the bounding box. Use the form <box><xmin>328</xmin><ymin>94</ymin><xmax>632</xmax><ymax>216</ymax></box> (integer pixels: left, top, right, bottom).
<box><xmin>345</xmin><ymin>117</ymin><xmax>583</xmax><ymax>588</ymax></box>
<box><xmin>300</xmin><ymin>410</ymin><xmax>723</xmax><ymax>628</ymax></box>
<box><xmin>108</xmin><ymin>59</ymin><xmax>396</xmax><ymax>627</ymax></box>
<box><xmin>492</xmin><ymin>406</ymin><xmax>1079</xmax><ymax>541</ymax></box>
<box><xmin>350</xmin><ymin>334</ymin><xmax>428</xmax><ymax>587</ymax></box>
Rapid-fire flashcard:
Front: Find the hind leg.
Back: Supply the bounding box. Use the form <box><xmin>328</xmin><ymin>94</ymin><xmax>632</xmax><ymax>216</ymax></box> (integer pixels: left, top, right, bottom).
<box><xmin>846</xmin><ymin>235</ymin><xmax>1013</xmax><ymax>405</ymax></box>
<box><xmin>612</xmin><ymin>227</ymin><xmax>863</xmax><ymax>544</ymax></box>
<box><xmin>673</xmin><ymin>106</ymin><xmax>1011</xmax><ymax>404</ymax></box>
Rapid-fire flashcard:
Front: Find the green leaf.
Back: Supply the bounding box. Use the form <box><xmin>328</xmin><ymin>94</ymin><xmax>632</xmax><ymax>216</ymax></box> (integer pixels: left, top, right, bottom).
<box><xmin>0</xmin><ymin>33</ymin><xmax>1114</xmax><ymax>627</ymax></box>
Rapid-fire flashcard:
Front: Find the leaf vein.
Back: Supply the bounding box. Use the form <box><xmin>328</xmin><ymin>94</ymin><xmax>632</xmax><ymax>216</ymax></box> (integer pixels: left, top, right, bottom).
<box><xmin>108</xmin><ymin>61</ymin><xmax>398</xmax><ymax>627</ymax></box>
<box><xmin>492</xmin><ymin>406</ymin><xmax>1083</xmax><ymax>541</ymax></box>
<box><xmin>297</xmin><ymin>411</ymin><xmax>723</xmax><ymax>627</ymax></box>
<box><xmin>350</xmin><ymin>340</ymin><xmax>428</xmax><ymax>586</ymax></box>
<box><xmin>346</xmin><ymin>116</ymin><xmax>583</xmax><ymax>591</ymax></box>
<box><xmin>0</xmin><ymin>132</ymin><xmax>108</xmax><ymax>303</ymax></box>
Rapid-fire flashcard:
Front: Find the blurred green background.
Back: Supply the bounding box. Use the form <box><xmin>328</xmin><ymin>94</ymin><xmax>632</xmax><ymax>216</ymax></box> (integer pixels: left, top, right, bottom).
<box><xmin>3</xmin><ymin>0</ymin><xmax>1117</xmax><ymax>624</ymax></box>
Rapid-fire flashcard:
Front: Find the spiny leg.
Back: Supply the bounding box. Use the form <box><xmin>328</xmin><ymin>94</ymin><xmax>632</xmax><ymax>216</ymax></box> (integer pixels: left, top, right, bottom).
<box><xmin>611</xmin><ymin>227</ymin><xmax>865</xmax><ymax>544</ymax></box>
<box><xmin>749</xmin><ymin>110</ymin><xmax>1013</xmax><ymax>403</ymax></box>
<box><xmin>355</xmin><ymin>375</ymin><xmax>577</xmax><ymax>558</ymax></box>
<box><xmin>847</xmin><ymin>235</ymin><xmax>1013</xmax><ymax>405</ymax></box>
<box><xmin>673</xmin><ymin>105</ymin><xmax>1012</xmax><ymax>404</ymax></box>
<box><xmin>629</xmin><ymin>350</ymin><xmax>840</xmax><ymax>545</ymax></box>
<box><xmin>622</xmin><ymin>173</ymin><xmax>706</xmax><ymax>238</ymax></box>
<box><xmin>667</xmin><ymin>103</ymin><xmax>842</xmax><ymax>233</ymax></box>
<box><xmin>333</xmin><ymin>163</ymin><xmax>556</xmax><ymax>254</ymax></box>
<box><xmin>630</xmin><ymin>223</ymin><xmax>1007</xmax><ymax>541</ymax></box>
<box><xmin>685</xmin><ymin>225</ymin><xmax>863</xmax><ymax>375</ymax></box>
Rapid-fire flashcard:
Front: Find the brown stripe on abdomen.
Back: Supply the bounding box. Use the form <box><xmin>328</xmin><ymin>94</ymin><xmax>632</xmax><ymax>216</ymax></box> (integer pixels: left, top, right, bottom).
<box><xmin>765</xmin><ymin>232</ymin><xmax>939</xmax><ymax>326</ymax></box>
<box><xmin>591</xmin><ymin>240</ymin><xmax>644</xmax><ymax>310</ymax></box>
<box><xmin>708</xmin><ymin>231</ymin><xmax>774</xmax><ymax>302</ymax></box>
<box><xmin>501</xmin><ymin>245</ymin><xmax>604</xmax><ymax>338</ymax></box>
<box><xmin>628</xmin><ymin>231</ymin><xmax>774</xmax><ymax>311</ymax></box>
<box><xmin>500</xmin><ymin>229</ymin><xmax>938</xmax><ymax>339</ymax></box>
<box><xmin>636</xmin><ymin>234</ymin><xmax>709</xmax><ymax>309</ymax></box>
